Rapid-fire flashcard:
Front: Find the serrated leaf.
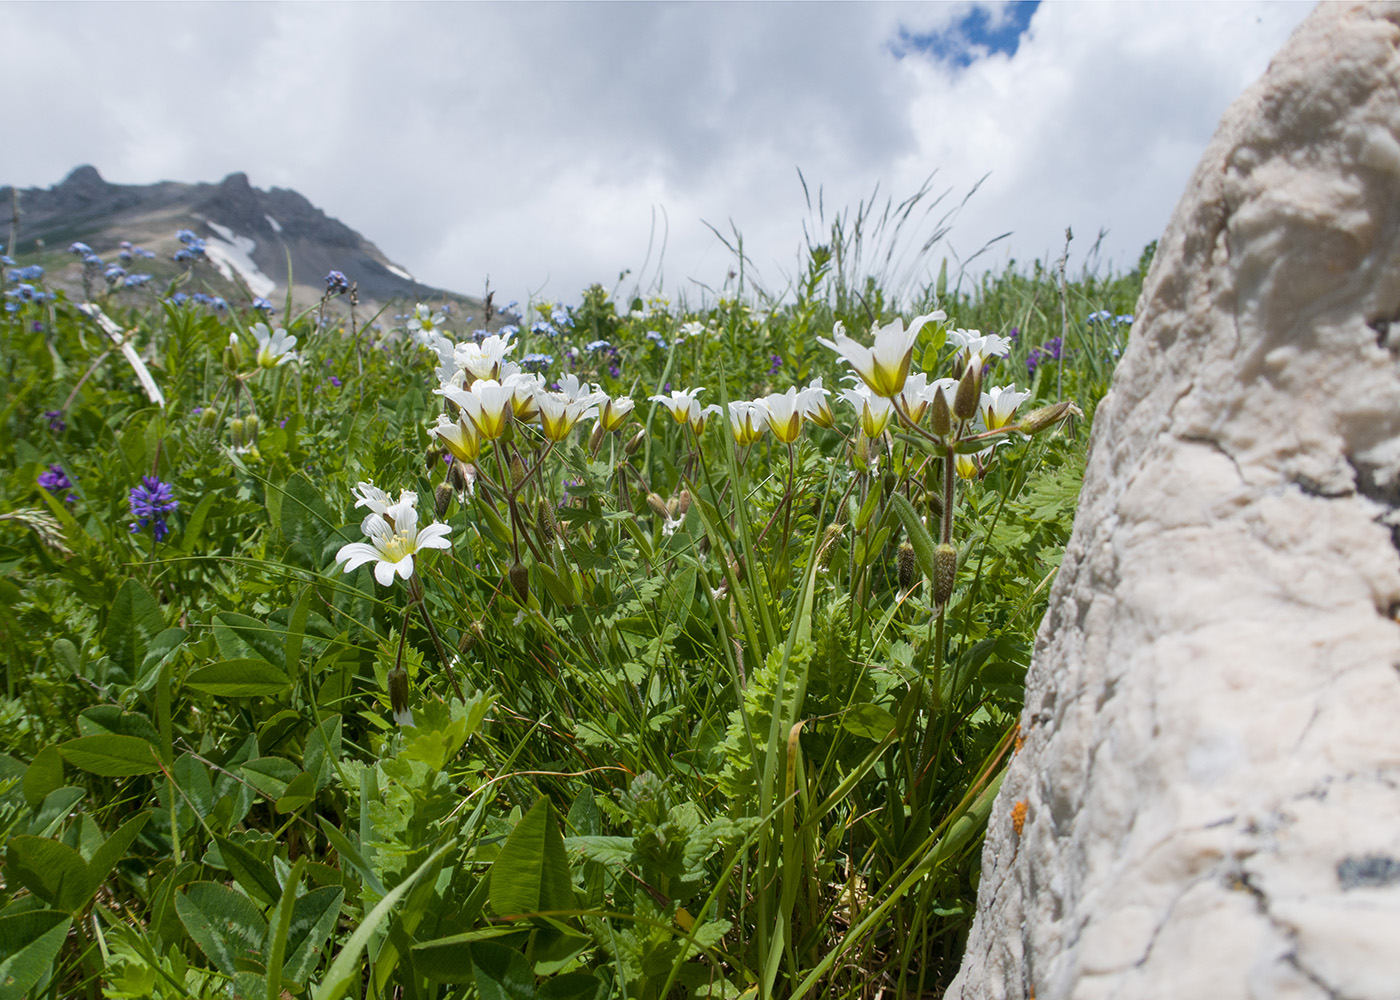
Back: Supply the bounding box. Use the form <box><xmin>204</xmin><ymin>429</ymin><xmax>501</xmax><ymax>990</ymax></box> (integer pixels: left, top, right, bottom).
<box><xmin>58</xmin><ymin>734</ymin><xmax>162</xmax><ymax>776</ymax></box>
<box><xmin>490</xmin><ymin>798</ymin><xmax>575</xmax><ymax>919</ymax></box>
<box><xmin>186</xmin><ymin>659</ymin><xmax>290</xmax><ymax>697</ymax></box>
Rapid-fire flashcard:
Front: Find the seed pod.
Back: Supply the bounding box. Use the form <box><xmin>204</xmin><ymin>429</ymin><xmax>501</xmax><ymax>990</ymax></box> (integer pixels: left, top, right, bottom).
<box><xmin>536</xmin><ymin>496</ymin><xmax>559</xmax><ymax>547</ymax></box>
<box><xmin>587</xmin><ymin>420</ymin><xmax>606</xmax><ymax>454</ymax></box>
<box><xmin>447</xmin><ymin>459</ymin><xmax>469</xmax><ymax>492</ymax></box>
<box><xmin>882</xmin><ymin>472</ymin><xmax>897</xmax><ymax>498</ymax></box>
<box><xmin>509</xmin><ymin>455</ymin><xmax>527</xmax><ymax>489</ymax></box>
<box><xmin>925</xmin><ymin>489</ymin><xmax>944</xmax><ymax>521</ymax></box>
<box><xmin>434</xmin><ymin>483</ymin><xmax>453</xmax><ymax>518</ymax></box>
<box><xmin>934</xmin><ymin>543</ymin><xmax>957</xmax><ymax>607</ymax></box>
<box><xmin>953</xmin><ymin>364</ymin><xmax>980</xmax><ymax>422</ymax></box>
<box><xmin>508</xmin><ymin>561</ymin><xmax>530</xmax><ymax>604</ymax></box>
<box><xmin>624</xmin><ymin>429</ymin><xmax>647</xmax><ymax>456</ymax></box>
<box><xmin>646</xmin><ymin>492</ymin><xmax>669</xmax><ymax>519</ymax></box>
<box><xmin>1017</xmin><ymin>400</ymin><xmax>1081</xmax><ymax>435</ymax></box>
<box><xmin>930</xmin><ymin>386</ymin><xmax>952</xmax><ymax>437</ymax></box>
<box><xmin>426</xmin><ymin>446</ymin><xmax>440</xmax><ymax>470</ymax></box>
<box><xmin>199</xmin><ymin>407</ymin><xmax>219</xmax><ymax>432</ymax></box>
<box><xmin>897</xmin><ymin>541</ymin><xmax>917</xmax><ymax>591</ymax></box>
<box><xmin>675</xmin><ymin>490</ymin><xmax>692</xmax><ymax>518</ymax></box>
<box><xmin>387</xmin><ymin>665</ymin><xmax>413</xmax><ymax>728</ymax></box>
<box><xmin>243</xmin><ymin>414</ymin><xmax>259</xmax><ymax>443</ymax></box>
<box><xmin>458</xmin><ymin>622</ymin><xmax>480</xmax><ymax>655</ymax></box>
<box><xmin>230</xmin><ymin>417</ymin><xmax>245</xmax><ymax>449</ymax></box>
<box><xmin>667</xmin><ymin>495</ymin><xmax>681</xmax><ymax>519</ymax></box>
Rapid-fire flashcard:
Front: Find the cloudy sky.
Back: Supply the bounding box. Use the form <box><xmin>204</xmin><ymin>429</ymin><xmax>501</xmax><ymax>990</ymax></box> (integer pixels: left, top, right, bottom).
<box><xmin>5</xmin><ymin>1</ymin><xmax>1312</xmax><ymax>306</ymax></box>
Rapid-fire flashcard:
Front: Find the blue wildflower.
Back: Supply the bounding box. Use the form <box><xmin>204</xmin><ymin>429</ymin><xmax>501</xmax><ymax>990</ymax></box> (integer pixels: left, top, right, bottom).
<box><xmin>325</xmin><ymin>270</ymin><xmax>349</xmax><ymax>295</ymax></box>
<box><xmin>10</xmin><ymin>265</ymin><xmax>43</xmax><ymax>282</ymax></box>
<box><xmin>252</xmin><ymin>297</ymin><xmax>275</xmax><ymax>312</ymax></box>
<box><xmin>175</xmin><ymin>229</ymin><xmax>199</xmax><ymax>245</ymax></box>
<box><xmin>531</xmin><ymin>320</ymin><xmax>556</xmax><ymax>337</ymax></box>
<box><xmin>584</xmin><ymin>339</ymin><xmax>611</xmax><ymax>353</ymax></box>
<box><xmin>645</xmin><ymin>329</ymin><xmax>667</xmax><ymax>349</ymax></box>
<box><xmin>521</xmin><ymin>353</ymin><xmax>553</xmax><ymax>373</ymax></box>
<box><xmin>123</xmin><ymin>274</ymin><xmax>152</xmax><ymax>288</ymax></box>
<box><xmin>169</xmin><ymin>292</ymin><xmax>189</xmax><ymax>306</ymax></box>
<box><xmin>128</xmin><ymin>475</ymin><xmax>178</xmax><ymax>542</ymax></box>
<box><xmin>67</xmin><ymin>242</ymin><xmax>93</xmax><ymax>255</ymax></box>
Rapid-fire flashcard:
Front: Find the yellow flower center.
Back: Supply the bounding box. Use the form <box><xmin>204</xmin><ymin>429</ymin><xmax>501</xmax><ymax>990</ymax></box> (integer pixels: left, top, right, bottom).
<box><xmin>380</xmin><ymin>531</ymin><xmax>413</xmax><ymax>563</ymax></box>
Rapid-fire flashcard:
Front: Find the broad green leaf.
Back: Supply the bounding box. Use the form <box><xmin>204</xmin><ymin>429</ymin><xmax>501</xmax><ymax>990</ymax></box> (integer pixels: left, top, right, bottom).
<box><xmin>27</xmin><ymin>787</ymin><xmax>84</xmax><ymax>839</ymax></box>
<box><xmin>490</xmin><ymin>798</ymin><xmax>575</xmax><ymax>919</ymax></box>
<box><xmin>275</xmin><ymin>771</ymin><xmax>317</xmax><ymax>813</ymax></box>
<box><xmin>6</xmin><ymin>836</ymin><xmax>92</xmax><ymax>912</ymax></box>
<box><xmin>304</xmin><ymin>714</ymin><xmax>342</xmax><ymax>791</ymax></box>
<box><xmin>215</xmin><ymin>836</ymin><xmax>282</xmax><ymax>907</ymax></box>
<box><xmin>213</xmin><ymin>611</ymin><xmax>285</xmax><ymax>665</ymax></box>
<box><xmin>175</xmin><ymin>881</ymin><xmax>269</xmax><ymax>976</ymax></box>
<box><xmin>186</xmin><ymin>659</ymin><xmax>290</xmax><ymax>697</ymax></box>
<box><xmin>537</xmin><ymin>564</ymin><xmax>578</xmax><ymax>606</ymax></box>
<box><xmin>239</xmin><ymin>757</ymin><xmax>300</xmax><ymax>800</ymax></box>
<box><xmin>22</xmin><ymin>746</ymin><xmax>64</xmax><ymax>809</ymax></box>
<box><xmin>841</xmin><ymin>703</ymin><xmax>898</xmax><ymax>741</ymax></box>
<box><xmin>470</xmin><ymin>941</ymin><xmax>537</xmax><ymax>1000</ymax></box>
<box><xmin>58</xmin><ymin>734</ymin><xmax>162</xmax><ymax>776</ymax></box>
<box><xmin>280</xmin><ymin>886</ymin><xmax>344</xmax><ymax>985</ymax></box>
<box><xmin>0</xmin><ymin>910</ymin><xmax>71</xmax><ymax>1000</ymax></box>
<box><xmin>539</xmin><ymin>972</ymin><xmax>608</xmax><ymax>1000</ymax></box>
<box><xmin>316</xmin><ymin>816</ymin><xmax>385</xmax><ymax>897</ymax></box>
<box><xmin>312</xmin><ymin>840</ymin><xmax>454</xmax><ymax>1000</ymax></box>
<box><xmin>178</xmin><ymin>492</ymin><xmax>217</xmax><ymax>554</ymax></box>
<box><xmin>104</xmin><ymin>578</ymin><xmax>164</xmax><ymax>676</ymax></box>
<box><xmin>412</xmin><ymin>927</ymin><xmax>521</xmax><ymax>983</ymax></box>
<box><xmin>284</xmin><ymin>585</ymin><xmax>313</xmax><ymax>675</ymax></box>
<box><xmin>88</xmin><ymin>812</ymin><xmax>150</xmax><ymax>889</ymax></box>
<box><xmin>132</xmin><ymin>626</ymin><xmax>187</xmax><ymax>693</ymax></box>
<box><xmin>563</xmin><ymin>837</ymin><xmax>634</xmax><ymax>869</ymax></box>
<box><xmin>77</xmin><ymin>706</ymin><xmax>161</xmax><ymax>744</ymax></box>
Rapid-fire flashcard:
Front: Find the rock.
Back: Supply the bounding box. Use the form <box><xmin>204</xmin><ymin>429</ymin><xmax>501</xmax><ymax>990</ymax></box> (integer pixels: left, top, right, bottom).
<box><xmin>948</xmin><ymin>5</ymin><xmax>1400</xmax><ymax>998</ymax></box>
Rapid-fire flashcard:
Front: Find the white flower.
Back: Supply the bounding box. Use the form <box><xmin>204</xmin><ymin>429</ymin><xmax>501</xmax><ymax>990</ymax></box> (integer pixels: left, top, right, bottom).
<box><xmin>407</xmin><ymin>303</ymin><xmax>447</xmax><ymax>342</ymax></box>
<box><xmin>839</xmin><ymin>383</ymin><xmax>895</xmax><ymax>438</ymax></box>
<box><xmin>336</xmin><ymin>492</ymin><xmax>452</xmax><ymax>586</ymax></box>
<box><xmin>650</xmin><ymin>387</ymin><xmax>706</xmax><ymax>425</ymax></box>
<box><xmin>503</xmin><ymin>371</ymin><xmax>544</xmax><ymax>421</ymax></box>
<box><xmin>817</xmin><ymin>311</ymin><xmax>944</xmax><ymax>398</ymax></box>
<box><xmin>535</xmin><ymin>391</ymin><xmax>596</xmax><ymax>442</ymax></box>
<box><xmin>759</xmin><ymin>388</ymin><xmax>802</xmax><ymax>444</ymax></box>
<box><xmin>981</xmin><ymin>384</ymin><xmax>1032</xmax><ymax>430</ymax></box>
<box><xmin>454</xmin><ymin>330</ymin><xmax>516</xmax><ymax>382</ymax></box>
<box><xmin>677</xmin><ymin>321</ymin><xmax>706</xmax><ymax>341</ymax></box>
<box><xmin>946</xmin><ymin>329</ymin><xmax>1012</xmax><ymax>375</ymax></box>
<box><xmin>729</xmin><ymin>400</ymin><xmax>769</xmax><ymax>447</ymax></box>
<box><xmin>555</xmin><ymin>373</ymin><xmax>605</xmax><ymax>406</ymax></box>
<box><xmin>351</xmin><ymin>482</ymin><xmax>401</xmax><ymax>515</ymax></box>
<box><xmin>598</xmin><ymin>395</ymin><xmax>635</xmax><ymax>432</ymax></box>
<box><xmin>252</xmin><ymin>322</ymin><xmax>298</xmax><ymax>368</ymax></box>
<box><xmin>797</xmin><ymin>378</ymin><xmax>834</xmax><ymax>429</ymax></box>
<box><xmin>438</xmin><ymin>378</ymin><xmax>514</xmax><ymax>440</ymax></box>
<box><xmin>429</xmin><ymin>415</ymin><xmax>481</xmax><ymax>462</ymax></box>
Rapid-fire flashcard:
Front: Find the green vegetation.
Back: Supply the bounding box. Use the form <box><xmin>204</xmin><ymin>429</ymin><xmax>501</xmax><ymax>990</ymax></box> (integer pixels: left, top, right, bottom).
<box><xmin>0</xmin><ymin>223</ymin><xmax>1147</xmax><ymax>999</ymax></box>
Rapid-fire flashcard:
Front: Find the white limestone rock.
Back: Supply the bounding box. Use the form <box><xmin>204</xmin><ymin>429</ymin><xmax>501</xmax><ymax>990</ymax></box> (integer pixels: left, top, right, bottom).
<box><xmin>947</xmin><ymin>5</ymin><xmax>1400</xmax><ymax>998</ymax></box>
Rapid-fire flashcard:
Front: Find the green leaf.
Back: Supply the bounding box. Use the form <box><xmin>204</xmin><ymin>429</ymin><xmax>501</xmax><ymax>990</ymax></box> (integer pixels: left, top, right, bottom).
<box><xmin>841</xmin><ymin>703</ymin><xmax>898</xmax><ymax>741</ymax></box>
<box><xmin>889</xmin><ymin>493</ymin><xmax>938</xmax><ymax>584</ymax></box>
<box><xmin>215</xmin><ymin>836</ymin><xmax>282</xmax><ymax>907</ymax></box>
<box><xmin>316</xmin><ymin>817</ymin><xmax>385</xmax><ymax>897</ymax></box>
<box><xmin>539</xmin><ymin>972</ymin><xmax>608</xmax><ymax>1000</ymax></box>
<box><xmin>304</xmin><ymin>714</ymin><xmax>342</xmax><ymax>792</ymax></box>
<box><xmin>105</xmin><ymin>578</ymin><xmax>164</xmax><ymax>675</ymax></box>
<box><xmin>239</xmin><ymin>757</ymin><xmax>300</xmax><ymax>800</ymax></box>
<box><xmin>27</xmin><ymin>788</ymin><xmax>84</xmax><ymax>839</ymax></box>
<box><xmin>22</xmin><ymin>746</ymin><xmax>64</xmax><ymax>809</ymax></box>
<box><xmin>213</xmin><ymin>611</ymin><xmax>286</xmax><ymax>664</ymax></box>
<box><xmin>537</xmin><ymin>563</ymin><xmax>578</xmax><ymax>606</ymax></box>
<box><xmin>275</xmin><ymin>771</ymin><xmax>317</xmax><ymax>813</ymax></box>
<box><xmin>88</xmin><ymin>812</ymin><xmax>150</xmax><ymax>889</ymax></box>
<box><xmin>6</xmin><ymin>837</ymin><xmax>93</xmax><ymax>912</ymax></box>
<box><xmin>279</xmin><ymin>473</ymin><xmax>335</xmax><ymax>567</ymax></box>
<box><xmin>470</xmin><ymin>941</ymin><xmax>537</xmax><ymax>1000</ymax></box>
<box><xmin>412</xmin><ymin>927</ymin><xmax>520</xmax><ymax>983</ymax></box>
<box><xmin>58</xmin><ymin>734</ymin><xmax>162</xmax><ymax>776</ymax></box>
<box><xmin>178</xmin><ymin>492</ymin><xmax>218</xmax><ymax>554</ymax></box>
<box><xmin>186</xmin><ymin>659</ymin><xmax>291</xmax><ymax>697</ymax></box>
<box><xmin>490</xmin><ymin>798</ymin><xmax>575</xmax><ymax>919</ymax></box>
<box><xmin>132</xmin><ymin>626</ymin><xmax>187</xmax><ymax>693</ymax></box>
<box><xmin>77</xmin><ymin>706</ymin><xmax>161</xmax><ymax>744</ymax></box>
<box><xmin>280</xmin><ymin>886</ymin><xmax>344</xmax><ymax>985</ymax></box>
<box><xmin>175</xmin><ymin>881</ymin><xmax>269</xmax><ymax>977</ymax></box>
<box><xmin>0</xmin><ymin>910</ymin><xmax>71</xmax><ymax>1000</ymax></box>
<box><xmin>264</xmin><ymin>858</ymin><xmax>304</xmax><ymax>1000</ymax></box>
<box><xmin>312</xmin><ymin>840</ymin><xmax>454</xmax><ymax>1000</ymax></box>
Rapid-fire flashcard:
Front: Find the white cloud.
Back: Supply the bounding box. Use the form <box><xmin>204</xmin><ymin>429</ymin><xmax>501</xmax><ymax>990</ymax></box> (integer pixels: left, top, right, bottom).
<box><xmin>3</xmin><ymin>1</ymin><xmax>1314</xmax><ymax>305</ymax></box>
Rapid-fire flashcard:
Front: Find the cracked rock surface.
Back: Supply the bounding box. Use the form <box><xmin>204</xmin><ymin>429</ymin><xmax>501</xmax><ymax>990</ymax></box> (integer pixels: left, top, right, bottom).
<box><xmin>947</xmin><ymin>5</ymin><xmax>1400</xmax><ymax>998</ymax></box>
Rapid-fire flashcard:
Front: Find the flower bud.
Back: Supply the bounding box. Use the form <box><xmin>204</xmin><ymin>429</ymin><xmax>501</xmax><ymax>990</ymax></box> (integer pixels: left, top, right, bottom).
<box><xmin>387</xmin><ymin>665</ymin><xmax>414</xmax><ymax>728</ymax></box>
<box><xmin>447</xmin><ymin>460</ymin><xmax>469</xmax><ymax>492</ymax></box>
<box><xmin>199</xmin><ymin>407</ymin><xmax>219</xmax><ymax>432</ymax></box>
<box><xmin>1017</xmin><ymin>400</ymin><xmax>1082</xmax><ymax>435</ymax></box>
<box><xmin>882</xmin><ymin>472</ymin><xmax>897</xmax><ymax>498</ymax></box>
<box><xmin>925</xmin><ymin>490</ymin><xmax>943</xmax><ymax>522</ymax></box>
<box><xmin>230</xmin><ymin>417</ymin><xmax>245</xmax><ymax>449</ymax></box>
<box><xmin>816</xmin><ymin>523</ymin><xmax>844</xmax><ymax>569</ymax></box>
<box><xmin>624</xmin><ymin>429</ymin><xmax>647</xmax><ymax>456</ymax></box>
<box><xmin>897</xmin><ymin>541</ymin><xmax>917</xmax><ymax>591</ymax></box>
<box><xmin>434</xmin><ymin>483</ymin><xmax>453</xmax><ymax>519</ymax></box>
<box><xmin>953</xmin><ymin>364</ymin><xmax>981</xmax><ymax>422</ymax></box>
<box><xmin>588</xmin><ymin>420</ymin><xmax>606</xmax><ymax>455</ymax></box>
<box><xmin>458</xmin><ymin>622</ymin><xmax>481</xmax><ymax>655</ymax></box>
<box><xmin>243</xmin><ymin>414</ymin><xmax>259</xmax><ymax>443</ymax></box>
<box><xmin>930</xmin><ymin>386</ymin><xmax>951</xmax><ymax>438</ymax></box>
<box><xmin>509</xmin><ymin>455</ymin><xmax>527</xmax><ymax>489</ymax></box>
<box><xmin>426</xmin><ymin>447</ymin><xmax>440</xmax><ymax>470</ymax></box>
<box><xmin>934</xmin><ymin>543</ymin><xmax>957</xmax><ymax>607</ymax></box>
<box><xmin>646</xmin><ymin>492</ymin><xmax>669</xmax><ymax>519</ymax></box>
<box><xmin>536</xmin><ymin>496</ymin><xmax>559</xmax><ymax>547</ymax></box>
<box><xmin>508</xmin><ymin>561</ymin><xmax>530</xmax><ymax>604</ymax></box>
<box><xmin>224</xmin><ymin>332</ymin><xmax>244</xmax><ymax>371</ymax></box>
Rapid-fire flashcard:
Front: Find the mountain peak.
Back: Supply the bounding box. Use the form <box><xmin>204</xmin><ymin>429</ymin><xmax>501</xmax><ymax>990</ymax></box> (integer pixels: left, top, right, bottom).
<box><xmin>61</xmin><ymin>165</ymin><xmax>107</xmax><ymax>190</ymax></box>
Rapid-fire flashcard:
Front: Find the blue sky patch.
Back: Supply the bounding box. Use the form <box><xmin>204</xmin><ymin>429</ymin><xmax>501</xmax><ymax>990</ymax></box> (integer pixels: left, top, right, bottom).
<box><xmin>892</xmin><ymin>1</ymin><xmax>1040</xmax><ymax>67</ymax></box>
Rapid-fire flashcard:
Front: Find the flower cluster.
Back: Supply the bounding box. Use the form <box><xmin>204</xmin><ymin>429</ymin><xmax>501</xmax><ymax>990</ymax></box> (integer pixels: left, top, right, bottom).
<box><xmin>1086</xmin><ymin>310</ymin><xmax>1133</xmax><ymax>328</ymax></box>
<box><xmin>173</xmin><ymin>229</ymin><xmax>206</xmax><ymax>263</ymax></box>
<box><xmin>325</xmin><ymin>271</ymin><xmax>350</xmax><ymax>296</ymax></box>
<box><xmin>37</xmin><ymin>464</ymin><xmax>75</xmax><ymax>504</ymax></box>
<box><xmin>129</xmin><ymin>476</ymin><xmax>178</xmax><ymax>542</ymax></box>
<box><xmin>1026</xmin><ymin>336</ymin><xmax>1063</xmax><ymax>377</ymax></box>
<box><xmin>167</xmin><ymin>292</ymin><xmax>227</xmax><ymax>310</ymax></box>
<box><xmin>117</xmin><ymin>240</ymin><xmax>156</xmax><ymax>262</ymax></box>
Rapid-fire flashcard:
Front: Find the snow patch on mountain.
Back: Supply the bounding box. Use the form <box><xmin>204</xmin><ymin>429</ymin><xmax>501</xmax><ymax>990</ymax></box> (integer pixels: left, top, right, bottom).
<box><xmin>204</xmin><ymin>222</ymin><xmax>276</xmax><ymax>299</ymax></box>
